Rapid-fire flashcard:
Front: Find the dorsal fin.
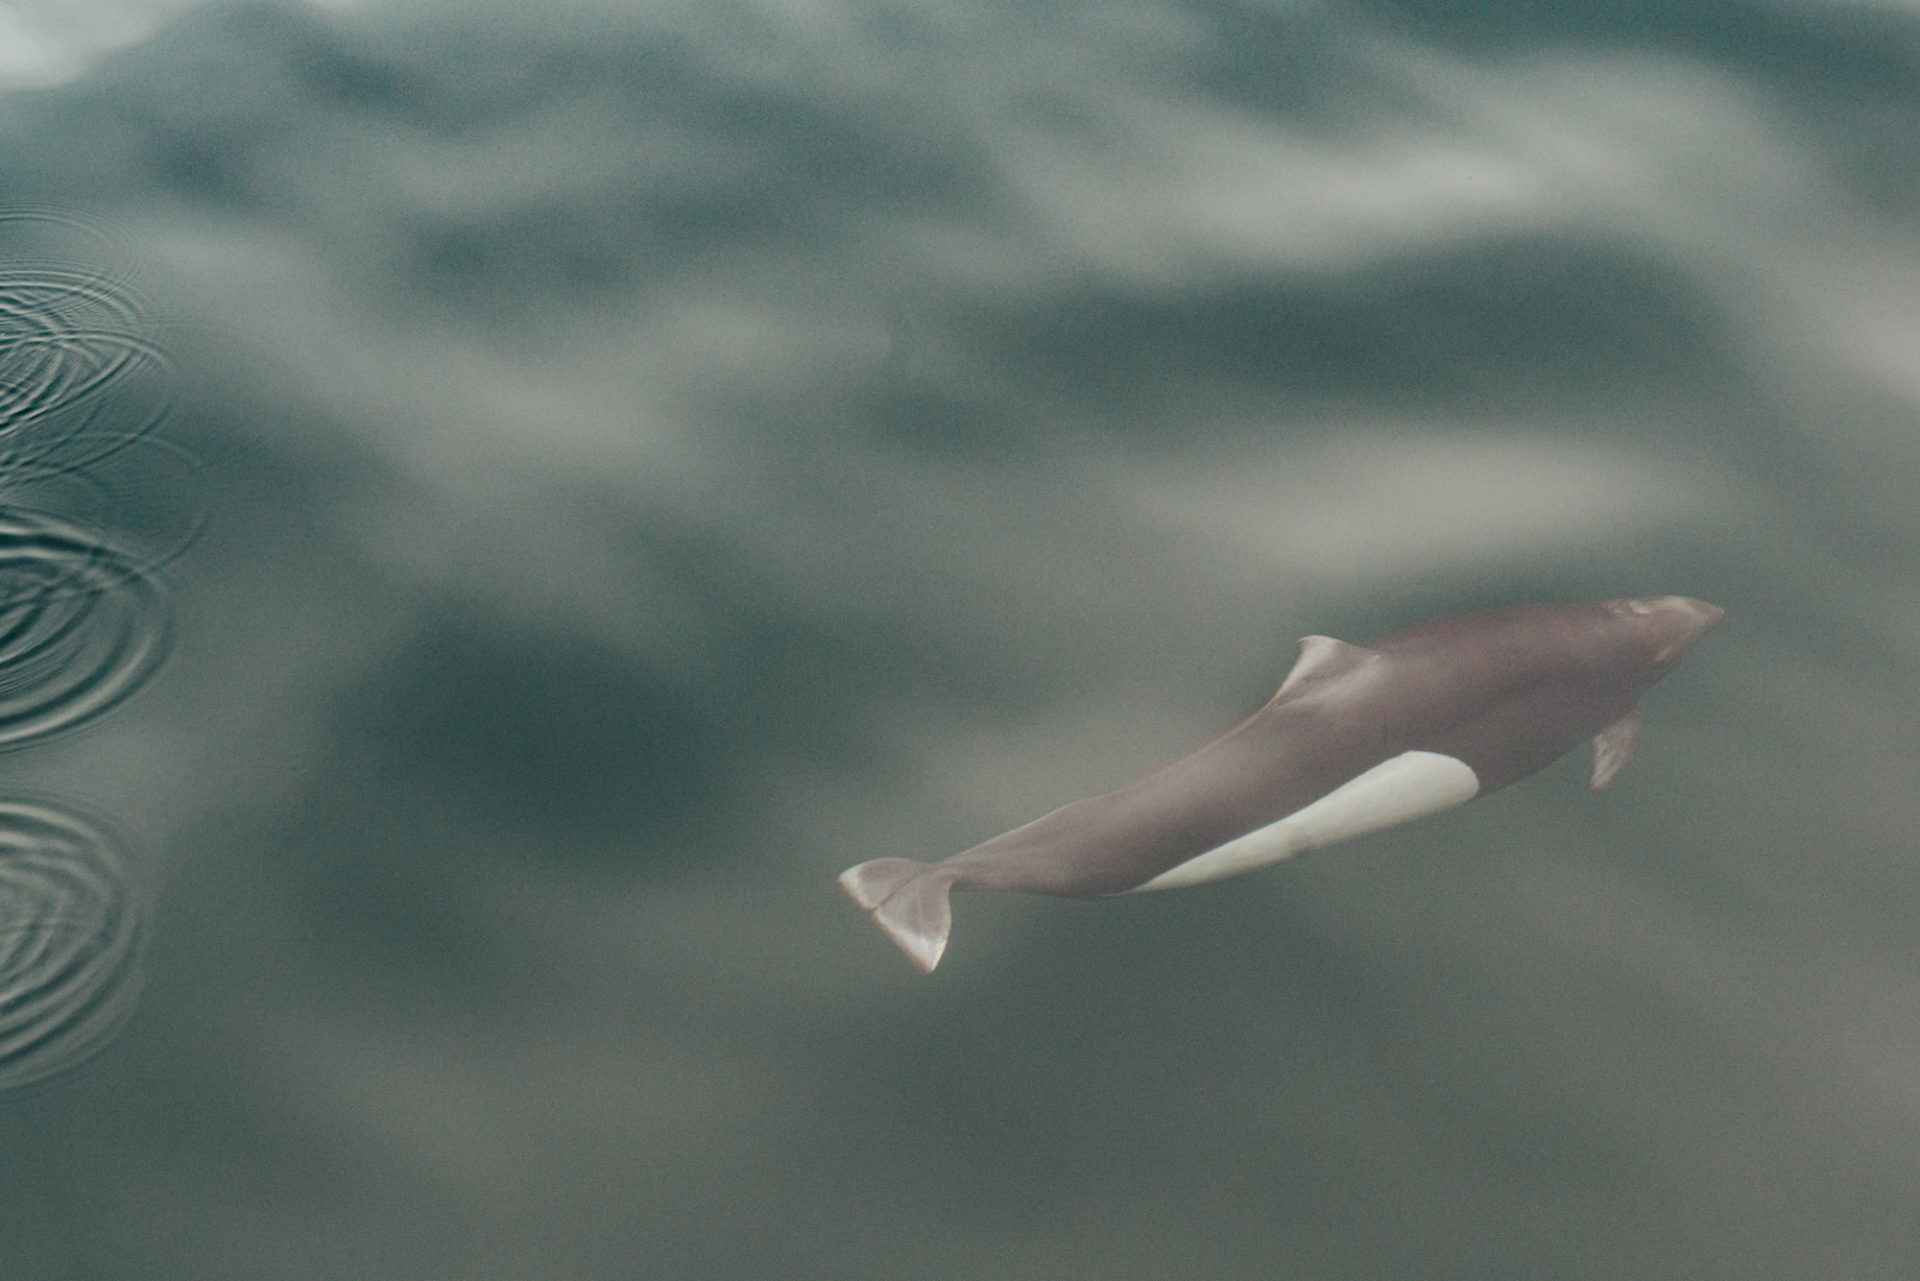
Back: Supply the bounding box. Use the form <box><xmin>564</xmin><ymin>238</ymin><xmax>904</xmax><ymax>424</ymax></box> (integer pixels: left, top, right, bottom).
<box><xmin>1273</xmin><ymin>635</ymin><xmax>1374</xmax><ymax>701</ymax></box>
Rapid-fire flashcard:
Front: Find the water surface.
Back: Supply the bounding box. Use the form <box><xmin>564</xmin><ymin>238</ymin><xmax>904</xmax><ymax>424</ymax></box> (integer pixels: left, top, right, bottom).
<box><xmin>1</xmin><ymin>2</ymin><xmax>1918</xmax><ymax>1278</ymax></box>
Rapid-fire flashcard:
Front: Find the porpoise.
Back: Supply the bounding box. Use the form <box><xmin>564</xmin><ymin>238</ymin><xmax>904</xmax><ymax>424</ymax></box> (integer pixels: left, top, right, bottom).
<box><xmin>839</xmin><ymin>596</ymin><xmax>1724</xmax><ymax>973</ymax></box>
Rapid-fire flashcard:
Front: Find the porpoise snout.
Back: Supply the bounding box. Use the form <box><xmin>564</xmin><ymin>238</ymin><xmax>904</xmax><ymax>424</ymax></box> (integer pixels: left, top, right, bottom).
<box><xmin>1645</xmin><ymin>596</ymin><xmax>1724</xmax><ymax>663</ymax></box>
<box><xmin>1668</xmin><ymin>596</ymin><xmax>1726</xmax><ymax>630</ymax></box>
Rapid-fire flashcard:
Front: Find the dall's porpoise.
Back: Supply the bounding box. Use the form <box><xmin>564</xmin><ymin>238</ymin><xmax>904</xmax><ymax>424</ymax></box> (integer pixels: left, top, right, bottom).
<box><xmin>839</xmin><ymin>596</ymin><xmax>1725</xmax><ymax>972</ymax></box>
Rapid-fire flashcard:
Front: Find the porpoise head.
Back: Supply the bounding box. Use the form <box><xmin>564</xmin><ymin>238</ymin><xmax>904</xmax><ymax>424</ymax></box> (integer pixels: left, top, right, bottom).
<box><xmin>1604</xmin><ymin>595</ymin><xmax>1725</xmax><ymax>666</ymax></box>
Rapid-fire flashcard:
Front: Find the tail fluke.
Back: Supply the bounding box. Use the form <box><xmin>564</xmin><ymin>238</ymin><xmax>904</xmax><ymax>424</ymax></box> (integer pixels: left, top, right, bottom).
<box><xmin>837</xmin><ymin>858</ymin><xmax>922</xmax><ymax>911</ymax></box>
<box><xmin>837</xmin><ymin>858</ymin><xmax>956</xmax><ymax>974</ymax></box>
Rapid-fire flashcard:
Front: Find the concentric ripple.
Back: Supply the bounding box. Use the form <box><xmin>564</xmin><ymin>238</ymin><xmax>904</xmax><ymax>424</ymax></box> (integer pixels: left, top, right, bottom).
<box><xmin>0</xmin><ymin>210</ymin><xmax>179</xmax><ymax>1090</ymax></box>
<box><xmin>0</xmin><ymin>211</ymin><xmax>179</xmax><ymax>751</ymax></box>
<box><xmin>0</xmin><ymin>270</ymin><xmax>169</xmax><ymax>478</ymax></box>
<box><xmin>0</xmin><ymin>508</ymin><xmax>169</xmax><ymax>750</ymax></box>
<box><xmin>0</xmin><ymin>799</ymin><xmax>144</xmax><ymax>1092</ymax></box>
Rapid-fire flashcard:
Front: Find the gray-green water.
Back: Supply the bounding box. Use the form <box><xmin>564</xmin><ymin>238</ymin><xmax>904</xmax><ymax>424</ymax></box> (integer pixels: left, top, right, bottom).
<box><xmin>1</xmin><ymin>1</ymin><xmax>1918</xmax><ymax>1277</ymax></box>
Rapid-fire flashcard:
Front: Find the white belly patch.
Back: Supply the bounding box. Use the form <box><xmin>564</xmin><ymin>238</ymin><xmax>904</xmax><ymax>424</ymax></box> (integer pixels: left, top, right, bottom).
<box><xmin>1128</xmin><ymin>750</ymin><xmax>1480</xmax><ymax>893</ymax></box>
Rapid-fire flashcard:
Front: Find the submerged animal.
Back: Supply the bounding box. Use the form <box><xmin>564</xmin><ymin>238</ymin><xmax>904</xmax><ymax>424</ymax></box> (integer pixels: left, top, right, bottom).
<box><xmin>839</xmin><ymin>596</ymin><xmax>1724</xmax><ymax>973</ymax></box>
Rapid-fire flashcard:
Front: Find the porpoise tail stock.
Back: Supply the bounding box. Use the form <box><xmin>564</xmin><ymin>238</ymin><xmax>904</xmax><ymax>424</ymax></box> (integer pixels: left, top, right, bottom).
<box><xmin>839</xmin><ymin>596</ymin><xmax>1724</xmax><ymax>973</ymax></box>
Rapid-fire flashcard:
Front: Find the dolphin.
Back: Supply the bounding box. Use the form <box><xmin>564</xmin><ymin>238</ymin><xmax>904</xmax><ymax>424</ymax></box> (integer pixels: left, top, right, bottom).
<box><xmin>839</xmin><ymin>596</ymin><xmax>1724</xmax><ymax>973</ymax></box>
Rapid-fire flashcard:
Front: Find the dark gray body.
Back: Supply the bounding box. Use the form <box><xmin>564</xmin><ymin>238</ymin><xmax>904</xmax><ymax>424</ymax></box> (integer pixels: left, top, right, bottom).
<box><xmin>840</xmin><ymin>596</ymin><xmax>1723</xmax><ymax>971</ymax></box>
